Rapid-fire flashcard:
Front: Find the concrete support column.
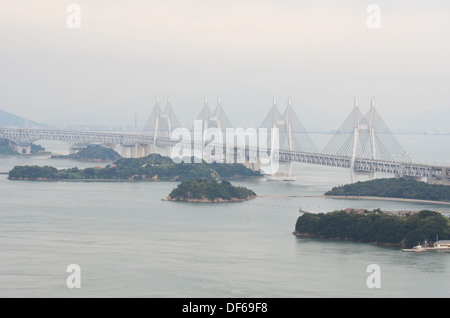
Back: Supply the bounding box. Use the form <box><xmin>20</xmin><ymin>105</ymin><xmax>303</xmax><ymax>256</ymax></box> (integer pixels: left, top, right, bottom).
<box><xmin>428</xmin><ymin>167</ymin><xmax>450</xmax><ymax>185</ymax></box>
<box><xmin>136</xmin><ymin>144</ymin><xmax>142</xmax><ymax>158</ymax></box>
<box><xmin>253</xmin><ymin>159</ymin><xmax>261</xmax><ymax>172</ymax></box>
<box><xmin>102</xmin><ymin>143</ymin><xmax>116</xmax><ymax>151</ymax></box>
<box><xmin>131</xmin><ymin>145</ymin><xmax>137</xmax><ymax>158</ymax></box>
<box><xmin>121</xmin><ymin>145</ymin><xmax>140</xmax><ymax>158</ymax></box>
<box><xmin>143</xmin><ymin>144</ymin><xmax>151</xmax><ymax>157</ymax></box>
<box><xmin>244</xmin><ymin>159</ymin><xmax>261</xmax><ymax>172</ymax></box>
<box><xmin>138</xmin><ymin>144</ymin><xmax>150</xmax><ymax>158</ymax></box>
<box><xmin>16</xmin><ymin>145</ymin><xmax>31</xmax><ymax>154</ymax></box>
<box><xmin>121</xmin><ymin>145</ymin><xmax>132</xmax><ymax>158</ymax></box>
<box><xmin>121</xmin><ymin>144</ymin><xmax>159</xmax><ymax>158</ymax></box>
<box><xmin>444</xmin><ymin>168</ymin><xmax>450</xmax><ymax>185</ymax></box>
<box><xmin>166</xmin><ymin>147</ymin><xmax>172</xmax><ymax>158</ymax></box>
<box><xmin>395</xmin><ymin>165</ymin><xmax>404</xmax><ymax>179</ymax></box>
<box><xmin>286</xmin><ymin>162</ymin><xmax>293</xmax><ymax>177</ymax></box>
<box><xmin>427</xmin><ymin>167</ymin><xmax>437</xmax><ymax>184</ymax></box>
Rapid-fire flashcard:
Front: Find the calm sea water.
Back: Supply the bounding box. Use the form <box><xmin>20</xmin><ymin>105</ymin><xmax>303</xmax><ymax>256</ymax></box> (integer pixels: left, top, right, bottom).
<box><xmin>0</xmin><ymin>134</ymin><xmax>449</xmax><ymax>298</ymax></box>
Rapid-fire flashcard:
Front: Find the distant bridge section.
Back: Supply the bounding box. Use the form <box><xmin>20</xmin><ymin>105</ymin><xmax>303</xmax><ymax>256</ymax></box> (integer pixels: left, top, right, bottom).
<box><xmin>0</xmin><ymin>128</ymin><xmax>156</xmax><ymax>157</ymax></box>
<box><xmin>1</xmin><ymin>127</ymin><xmax>449</xmax><ymax>185</ymax></box>
<box><xmin>1</xmin><ymin>96</ymin><xmax>449</xmax><ymax>185</ymax></box>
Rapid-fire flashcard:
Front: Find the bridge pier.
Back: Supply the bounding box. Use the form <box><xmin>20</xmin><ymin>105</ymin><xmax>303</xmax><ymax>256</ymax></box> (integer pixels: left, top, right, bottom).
<box><xmin>102</xmin><ymin>143</ymin><xmax>116</xmax><ymax>151</ymax></box>
<box><xmin>136</xmin><ymin>144</ymin><xmax>144</xmax><ymax>158</ymax></box>
<box><xmin>394</xmin><ymin>167</ymin><xmax>424</xmax><ymax>182</ymax></box>
<box><xmin>143</xmin><ymin>144</ymin><xmax>151</xmax><ymax>157</ymax></box>
<box><xmin>15</xmin><ymin>144</ymin><xmax>31</xmax><ymax>154</ymax></box>
<box><xmin>136</xmin><ymin>144</ymin><xmax>151</xmax><ymax>158</ymax></box>
<box><xmin>121</xmin><ymin>144</ymin><xmax>136</xmax><ymax>158</ymax></box>
<box><xmin>265</xmin><ymin>161</ymin><xmax>296</xmax><ymax>181</ymax></box>
<box><xmin>243</xmin><ymin>160</ymin><xmax>260</xmax><ymax>172</ymax></box>
<box><xmin>121</xmin><ymin>144</ymin><xmax>152</xmax><ymax>158</ymax></box>
<box><xmin>287</xmin><ymin>162</ymin><xmax>293</xmax><ymax>177</ymax></box>
<box><xmin>428</xmin><ymin>167</ymin><xmax>450</xmax><ymax>185</ymax></box>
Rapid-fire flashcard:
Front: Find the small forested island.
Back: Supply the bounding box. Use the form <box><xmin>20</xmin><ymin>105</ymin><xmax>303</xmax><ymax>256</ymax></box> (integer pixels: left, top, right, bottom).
<box><xmin>325</xmin><ymin>178</ymin><xmax>450</xmax><ymax>202</ymax></box>
<box><xmin>294</xmin><ymin>209</ymin><xmax>450</xmax><ymax>248</ymax></box>
<box><xmin>52</xmin><ymin>145</ymin><xmax>121</xmax><ymax>162</ymax></box>
<box><xmin>8</xmin><ymin>154</ymin><xmax>261</xmax><ymax>181</ymax></box>
<box><xmin>164</xmin><ymin>178</ymin><xmax>257</xmax><ymax>202</ymax></box>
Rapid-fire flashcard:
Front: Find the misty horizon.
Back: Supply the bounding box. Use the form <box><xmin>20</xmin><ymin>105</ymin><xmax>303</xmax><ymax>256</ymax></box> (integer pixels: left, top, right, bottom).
<box><xmin>0</xmin><ymin>1</ymin><xmax>449</xmax><ymax>133</ymax></box>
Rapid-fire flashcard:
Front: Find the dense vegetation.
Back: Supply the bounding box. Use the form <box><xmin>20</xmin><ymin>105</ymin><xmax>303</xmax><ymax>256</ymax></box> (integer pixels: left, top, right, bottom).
<box><xmin>0</xmin><ymin>109</ymin><xmax>45</xmax><ymax>127</ymax></box>
<box><xmin>167</xmin><ymin>178</ymin><xmax>257</xmax><ymax>202</ymax></box>
<box><xmin>52</xmin><ymin>145</ymin><xmax>121</xmax><ymax>162</ymax></box>
<box><xmin>0</xmin><ymin>138</ymin><xmax>45</xmax><ymax>155</ymax></box>
<box><xmin>9</xmin><ymin>154</ymin><xmax>261</xmax><ymax>181</ymax></box>
<box><xmin>294</xmin><ymin>210</ymin><xmax>450</xmax><ymax>248</ymax></box>
<box><xmin>0</xmin><ymin>138</ymin><xmax>16</xmax><ymax>155</ymax></box>
<box><xmin>31</xmin><ymin>144</ymin><xmax>46</xmax><ymax>153</ymax></box>
<box><xmin>325</xmin><ymin>178</ymin><xmax>450</xmax><ymax>202</ymax></box>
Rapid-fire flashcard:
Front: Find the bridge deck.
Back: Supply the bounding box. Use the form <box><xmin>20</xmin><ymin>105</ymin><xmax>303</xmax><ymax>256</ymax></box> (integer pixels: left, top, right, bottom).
<box><xmin>0</xmin><ymin>128</ymin><xmax>448</xmax><ymax>182</ymax></box>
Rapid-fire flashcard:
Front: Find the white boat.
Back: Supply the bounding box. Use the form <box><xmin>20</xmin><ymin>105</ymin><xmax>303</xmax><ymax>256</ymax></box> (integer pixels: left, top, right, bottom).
<box><xmin>402</xmin><ymin>245</ymin><xmax>426</xmax><ymax>253</ymax></box>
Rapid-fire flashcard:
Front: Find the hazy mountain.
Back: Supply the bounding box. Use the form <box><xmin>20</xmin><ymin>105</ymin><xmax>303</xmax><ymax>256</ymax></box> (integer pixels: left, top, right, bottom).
<box><xmin>0</xmin><ymin>109</ymin><xmax>46</xmax><ymax>128</ymax></box>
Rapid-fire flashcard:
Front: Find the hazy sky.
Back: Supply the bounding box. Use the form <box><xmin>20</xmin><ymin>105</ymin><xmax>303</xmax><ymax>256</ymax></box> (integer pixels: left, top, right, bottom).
<box><xmin>1</xmin><ymin>0</ymin><xmax>449</xmax><ymax>131</ymax></box>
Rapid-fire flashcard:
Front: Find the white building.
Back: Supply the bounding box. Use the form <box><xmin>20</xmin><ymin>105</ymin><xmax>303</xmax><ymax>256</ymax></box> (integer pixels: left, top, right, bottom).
<box><xmin>434</xmin><ymin>240</ymin><xmax>450</xmax><ymax>248</ymax></box>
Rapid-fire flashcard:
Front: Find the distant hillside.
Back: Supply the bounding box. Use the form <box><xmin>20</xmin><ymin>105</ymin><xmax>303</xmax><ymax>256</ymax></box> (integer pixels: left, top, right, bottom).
<box><xmin>52</xmin><ymin>145</ymin><xmax>122</xmax><ymax>162</ymax></box>
<box><xmin>325</xmin><ymin>178</ymin><xmax>450</xmax><ymax>202</ymax></box>
<box><xmin>0</xmin><ymin>109</ymin><xmax>46</xmax><ymax>128</ymax></box>
<box><xmin>8</xmin><ymin>154</ymin><xmax>262</xmax><ymax>181</ymax></box>
<box><xmin>0</xmin><ymin>138</ymin><xmax>17</xmax><ymax>155</ymax></box>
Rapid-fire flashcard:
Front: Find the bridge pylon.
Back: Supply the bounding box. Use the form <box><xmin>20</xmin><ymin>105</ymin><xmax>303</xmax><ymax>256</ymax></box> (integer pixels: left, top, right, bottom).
<box><xmin>142</xmin><ymin>96</ymin><xmax>181</xmax><ymax>156</ymax></box>
<box><xmin>190</xmin><ymin>96</ymin><xmax>234</xmax><ymax>162</ymax></box>
<box><xmin>323</xmin><ymin>97</ymin><xmax>411</xmax><ymax>182</ymax></box>
<box><xmin>259</xmin><ymin>97</ymin><xmax>318</xmax><ymax>179</ymax></box>
<box><xmin>194</xmin><ymin>96</ymin><xmax>233</xmax><ymax>139</ymax></box>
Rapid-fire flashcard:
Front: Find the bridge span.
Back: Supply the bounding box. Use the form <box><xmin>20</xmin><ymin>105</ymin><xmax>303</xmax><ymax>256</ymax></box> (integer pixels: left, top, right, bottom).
<box><xmin>0</xmin><ymin>127</ymin><xmax>448</xmax><ymax>185</ymax></box>
<box><xmin>1</xmin><ymin>96</ymin><xmax>449</xmax><ymax>185</ymax></box>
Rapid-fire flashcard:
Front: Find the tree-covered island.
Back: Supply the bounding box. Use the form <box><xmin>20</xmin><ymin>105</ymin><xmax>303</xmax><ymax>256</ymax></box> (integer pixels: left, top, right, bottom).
<box><xmin>164</xmin><ymin>178</ymin><xmax>257</xmax><ymax>202</ymax></box>
<box><xmin>8</xmin><ymin>154</ymin><xmax>261</xmax><ymax>182</ymax></box>
<box><xmin>294</xmin><ymin>209</ymin><xmax>450</xmax><ymax>248</ymax></box>
<box><xmin>51</xmin><ymin>145</ymin><xmax>122</xmax><ymax>162</ymax></box>
<box><xmin>325</xmin><ymin>178</ymin><xmax>450</xmax><ymax>202</ymax></box>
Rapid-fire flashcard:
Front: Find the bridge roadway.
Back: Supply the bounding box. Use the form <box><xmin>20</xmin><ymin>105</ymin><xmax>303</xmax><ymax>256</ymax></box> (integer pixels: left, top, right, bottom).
<box><xmin>1</xmin><ymin>127</ymin><xmax>449</xmax><ymax>184</ymax></box>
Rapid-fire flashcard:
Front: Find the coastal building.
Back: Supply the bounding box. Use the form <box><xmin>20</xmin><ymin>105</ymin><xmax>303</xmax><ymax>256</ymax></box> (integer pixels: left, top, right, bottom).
<box><xmin>434</xmin><ymin>240</ymin><xmax>450</xmax><ymax>248</ymax></box>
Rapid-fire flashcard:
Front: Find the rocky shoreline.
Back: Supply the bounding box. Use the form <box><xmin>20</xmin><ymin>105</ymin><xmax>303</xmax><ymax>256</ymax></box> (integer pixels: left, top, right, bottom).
<box><xmin>324</xmin><ymin>195</ymin><xmax>450</xmax><ymax>206</ymax></box>
<box><xmin>162</xmin><ymin>195</ymin><xmax>257</xmax><ymax>203</ymax></box>
<box><xmin>292</xmin><ymin>230</ymin><xmax>403</xmax><ymax>248</ymax></box>
<box><xmin>50</xmin><ymin>156</ymin><xmax>112</xmax><ymax>163</ymax></box>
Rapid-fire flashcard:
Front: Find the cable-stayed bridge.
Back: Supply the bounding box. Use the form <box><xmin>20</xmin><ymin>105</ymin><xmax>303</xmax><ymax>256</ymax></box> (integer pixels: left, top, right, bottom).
<box><xmin>1</xmin><ymin>96</ymin><xmax>449</xmax><ymax>185</ymax></box>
